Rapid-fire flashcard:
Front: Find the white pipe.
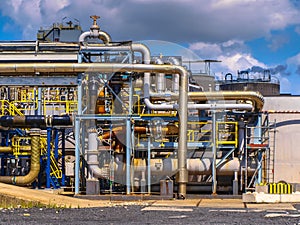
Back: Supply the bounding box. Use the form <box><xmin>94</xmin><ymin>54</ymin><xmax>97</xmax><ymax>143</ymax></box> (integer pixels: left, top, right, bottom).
<box><xmin>154</xmin><ymin>57</ymin><xmax>165</xmax><ymax>93</ymax></box>
<box><xmin>87</xmin><ymin>128</ymin><xmax>109</xmax><ymax>179</ymax></box>
<box><xmin>168</xmin><ymin>57</ymin><xmax>180</xmax><ymax>93</ymax></box>
<box><xmin>99</xmin><ymin>157</ymin><xmax>255</xmax><ymax>176</ymax></box>
<box><xmin>79</xmin><ymin>30</ymin><xmax>111</xmax><ymax>45</ymax></box>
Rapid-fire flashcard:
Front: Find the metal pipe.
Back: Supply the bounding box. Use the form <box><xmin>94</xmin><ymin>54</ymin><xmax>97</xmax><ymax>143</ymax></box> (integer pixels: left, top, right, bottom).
<box><xmin>75</xmin><ymin>74</ymin><xmax>82</xmax><ymax>194</ymax></box>
<box><xmin>177</xmin><ymin>64</ymin><xmax>188</xmax><ymax>199</ymax></box>
<box><xmin>212</xmin><ymin>110</ymin><xmax>217</xmax><ymax>195</ymax></box>
<box><xmin>87</xmin><ymin>128</ymin><xmax>104</xmax><ymax>178</ymax></box>
<box><xmin>188</xmin><ymin>91</ymin><xmax>264</xmax><ymax>111</ymax></box>
<box><xmin>154</xmin><ymin>57</ymin><xmax>165</xmax><ymax>93</ymax></box>
<box><xmin>126</xmin><ymin>118</ymin><xmax>131</xmax><ymax>194</ymax></box>
<box><xmin>79</xmin><ymin>31</ymin><xmax>111</xmax><ymax>45</ymax></box>
<box><xmin>79</xmin><ymin>16</ymin><xmax>111</xmax><ymax>45</ymax></box>
<box><xmin>168</xmin><ymin>57</ymin><xmax>180</xmax><ymax>93</ymax></box>
<box><xmin>113</xmin><ymin>157</ymin><xmax>253</xmax><ymax>176</ymax></box>
<box><xmin>0</xmin><ymin>147</ymin><xmax>13</xmax><ymax>153</ymax></box>
<box><xmin>0</xmin><ymin>128</ymin><xmax>40</xmax><ymax>185</ymax></box>
<box><xmin>0</xmin><ymin>115</ymin><xmax>72</xmax><ymax>128</ymax></box>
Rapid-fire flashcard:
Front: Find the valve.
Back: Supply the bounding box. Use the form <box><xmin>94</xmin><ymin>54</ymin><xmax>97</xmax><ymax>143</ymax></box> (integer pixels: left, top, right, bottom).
<box><xmin>90</xmin><ymin>15</ymin><xmax>100</xmax><ymax>30</ymax></box>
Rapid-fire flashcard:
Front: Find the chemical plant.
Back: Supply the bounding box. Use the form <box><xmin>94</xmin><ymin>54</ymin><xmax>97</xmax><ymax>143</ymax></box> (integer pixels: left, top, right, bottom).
<box><xmin>0</xmin><ymin>16</ymin><xmax>298</xmax><ymax>201</ymax></box>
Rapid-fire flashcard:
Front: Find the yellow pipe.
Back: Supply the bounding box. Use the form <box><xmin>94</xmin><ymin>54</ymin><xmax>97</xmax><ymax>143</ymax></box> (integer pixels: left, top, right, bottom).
<box><xmin>0</xmin><ymin>129</ymin><xmax>40</xmax><ymax>185</ymax></box>
<box><xmin>0</xmin><ymin>146</ymin><xmax>13</xmax><ymax>153</ymax></box>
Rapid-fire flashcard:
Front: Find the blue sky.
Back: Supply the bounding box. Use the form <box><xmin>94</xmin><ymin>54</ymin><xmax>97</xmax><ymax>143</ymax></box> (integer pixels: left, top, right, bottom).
<box><xmin>1</xmin><ymin>0</ymin><xmax>300</xmax><ymax>94</ymax></box>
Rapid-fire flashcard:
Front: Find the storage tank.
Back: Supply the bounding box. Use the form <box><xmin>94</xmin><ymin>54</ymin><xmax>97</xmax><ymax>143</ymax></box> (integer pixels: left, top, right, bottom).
<box><xmin>218</xmin><ymin>70</ymin><xmax>280</xmax><ymax>96</ymax></box>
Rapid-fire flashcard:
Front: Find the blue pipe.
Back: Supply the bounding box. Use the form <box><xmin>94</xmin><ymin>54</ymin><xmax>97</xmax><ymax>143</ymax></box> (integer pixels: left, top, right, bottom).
<box><xmin>61</xmin><ymin>129</ymin><xmax>66</xmax><ymax>186</ymax></box>
<box><xmin>54</xmin><ymin>129</ymin><xmax>59</xmax><ymax>160</ymax></box>
<box><xmin>46</xmin><ymin>127</ymin><xmax>52</xmax><ymax>189</ymax></box>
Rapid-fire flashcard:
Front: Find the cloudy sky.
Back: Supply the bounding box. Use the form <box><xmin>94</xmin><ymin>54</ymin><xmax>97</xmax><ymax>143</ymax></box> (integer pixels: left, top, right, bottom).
<box><xmin>1</xmin><ymin>0</ymin><xmax>300</xmax><ymax>94</ymax></box>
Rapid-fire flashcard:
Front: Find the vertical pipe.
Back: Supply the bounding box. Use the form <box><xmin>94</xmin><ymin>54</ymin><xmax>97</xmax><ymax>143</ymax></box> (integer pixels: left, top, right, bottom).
<box><xmin>37</xmin><ymin>87</ymin><xmax>42</xmax><ymax>115</ymax></box>
<box><xmin>75</xmin><ymin>74</ymin><xmax>83</xmax><ymax>195</ymax></box>
<box><xmin>244</xmin><ymin>124</ymin><xmax>248</xmax><ymax>191</ymax></box>
<box><xmin>109</xmin><ymin>122</ymin><xmax>114</xmax><ymax>193</ymax></box>
<box><xmin>147</xmin><ymin>135</ymin><xmax>151</xmax><ymax>194</ymax></box>
<box><xmin>54</xmin><ymin>129</ymin><xmax>59</xmax><ymax>160</ymax></box>
<box><xmin>233</xmin><ymin>171</ymin><xmax>238</xmax><ymax>195</ymax></box>
<box><xmin>61</xmin><ymin>129</ymin><xmax>66</xmax><ymax>186</ymax></box>
<box><xmin>46</xmin><ymin>127</ymin><xmax>52</xmax><ymax>189</ymax></box>
<box><xmin>177</xmin><ymin>68</ymin><xmax>188</xmax><ymax>199</ymax></box>
<box><xmin>126</xmin><ymin>118</ymin><xmax>131</xmax><ymax>195</ymax></box>
<box><xmin>212</xmin><ymin>110</ymin><xmax>217</xmax><ymax>195</ymax></box>
<box><xmin>129</xmin><ymin>76</ymin><xmax>133</xmax><ymax>114</ymax></box>
<box><xmin>256</xmin><ymin>115</ymin><xmax>262</xmax><ymax>184</ymax></box>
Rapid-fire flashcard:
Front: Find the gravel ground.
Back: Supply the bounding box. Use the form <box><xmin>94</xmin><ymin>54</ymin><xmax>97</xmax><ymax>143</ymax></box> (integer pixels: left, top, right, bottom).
<box><xmin>1</xmin><ymin>204</ymin><xmax>300</xmax><ymax>225</ymax></box>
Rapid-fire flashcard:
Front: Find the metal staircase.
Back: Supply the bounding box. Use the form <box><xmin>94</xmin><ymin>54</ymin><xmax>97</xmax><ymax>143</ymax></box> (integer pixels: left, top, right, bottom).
<box><xmin>40</xmin><ymin>137</ymin><xmax>62</xmax><ymax>188</ymax></box>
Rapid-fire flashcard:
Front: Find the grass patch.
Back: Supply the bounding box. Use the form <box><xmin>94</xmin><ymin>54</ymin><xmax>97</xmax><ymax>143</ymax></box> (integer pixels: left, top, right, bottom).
<box><xmin>0</xmin><ymin>194</ymin><xmax>66</xmax><ymax>209</ymax></box>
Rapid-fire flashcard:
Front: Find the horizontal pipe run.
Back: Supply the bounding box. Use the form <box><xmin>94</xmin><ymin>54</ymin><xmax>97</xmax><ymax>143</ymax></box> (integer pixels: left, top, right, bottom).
<box><xmin>0</xmin><ymin>115</ymin><xmax>72</xmax><ymax>128</ymax></box>
<box><xmin>150</xmin><ymin>91</ymin><xmax>264</xmax><ymax>111</ymax></box>
<box><xmin>0</xmin><ymin>62</ymin><xmax>184</xmax><ymax>74</ymax></box>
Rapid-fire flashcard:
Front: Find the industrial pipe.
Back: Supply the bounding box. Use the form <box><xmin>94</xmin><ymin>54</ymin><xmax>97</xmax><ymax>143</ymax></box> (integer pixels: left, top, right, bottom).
<box><xmin>0</xmin><ymin>115</ymin><xmax>72</xmax><ymax>128</ymax></box>
<box><xmin>188</xmin><ymin>91</ymin><xmax>264</xmax><ymax>112</ymax></box>
<box><xmin>168</xmin><ymin>57</ymin><xmax>180</xmax><ymax>93</ymax></box>
<box><xmin>79</xmin><ymin>15</ymin><xmax>111</xmax><ymax>45</ymax></box>
<box><xmin>0</xmin><ymin>146</ymin><xmax>31</xmax><ymax>153</ymax></box>
<box><xmin>0</xmin><ymin>128</ymin><xmax>41</xmax><ymax>185</ymax></box>
<box><xmin>87</xmin><ymin>128</ymin><xmax>109</xmax><ymax>179</ymax></box>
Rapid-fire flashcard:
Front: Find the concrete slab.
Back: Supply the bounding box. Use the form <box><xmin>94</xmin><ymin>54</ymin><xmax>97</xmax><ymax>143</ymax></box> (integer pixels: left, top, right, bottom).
<box><xmin>245</xmin><ymin>203</ymin><xmax>296</xmax><ymax>211</ymax></box>
<box><xmin>198</xmin><ymin>199</ymin><xmax>244</xmax><ymax>208</ymax></box>
<box><xmin>243</xmin><ymin>192</ymin><xmax>300</xmax><ymax>203</ymax></box>
<box><xmin>151</xmin><ymin>199</ymin><xmax>200</xmax><ymax>207</ymax></box>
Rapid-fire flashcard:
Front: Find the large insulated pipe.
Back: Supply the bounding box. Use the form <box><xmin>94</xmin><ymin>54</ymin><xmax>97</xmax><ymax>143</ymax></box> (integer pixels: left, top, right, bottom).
<box><xmin>0</xmin><ymin>115</ymin><xmax>72</xmax><ymax>128</ymax></box>
<box><xmin>188</xmin><ymin>91</ymin><xmax>264</xmax><ymax>112</ymax></box>
<box><xmin>99</xmin><ymin>157</ymin><xmax>255</xmax><ymax>176</ymax></box>
<box><xmin>148</xmin><ymin>90</ymin><xmax>264</xmax><ymax>111</ymax></box>
<box><xmin>87</xmin><ymin>128</ymin><xmax>109</xmax><ymax>179</ymax></box>
<box><xmin>0</xmin><ymin>128</ymin><xmax>40</xmax><ymax>185</ymax></box>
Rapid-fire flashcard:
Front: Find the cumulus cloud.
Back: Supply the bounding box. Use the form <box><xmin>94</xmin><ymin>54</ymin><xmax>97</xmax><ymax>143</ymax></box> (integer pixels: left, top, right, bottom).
<box><xmin>0</xmin><ymin>0</ymin><xmax>300</xmax><ymax>41</ymax></box>
<box><xmin>0</xmin><ymin>0</ymin><xmax>299</xmax><ymax>94</ymax></box>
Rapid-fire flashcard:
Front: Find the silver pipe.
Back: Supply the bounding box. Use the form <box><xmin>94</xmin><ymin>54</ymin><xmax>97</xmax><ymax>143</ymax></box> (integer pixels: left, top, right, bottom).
<box><xmin>212</xmin><ymin>110</ymin><xmax>217</xmax><ymax>195</ymax></box>
<box><xmin>168</xmin><ymin>57</ymin><xmax>180</xmax><ymax>93</ymax></box>
<box><xmin>154</xmin><ymin>57</ymin><xmax>165</xmax><ymax>93</ymax></box>
<box><xmin>178</xmin><ymin>64</ymin><xmax>188</xmax><ymax>198</ymax></box>
<box><xmin>87</xmin><ymin>128</ymin><xmax>108</xmax><ymax>179</ymax></box>
<box><xmin>79</xmin><ymin>30</ymin><xmax>111</xmax><ymax>44</ymax></box>
<box><xmin>129</xmin><ymin>157</ymin><xmax>253</xmax><ymax>175</ymax></box>
<box><xmin>187</xmin><ymin>103</ymin><xmax>253</xmax><ymax>111</ymax></box>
